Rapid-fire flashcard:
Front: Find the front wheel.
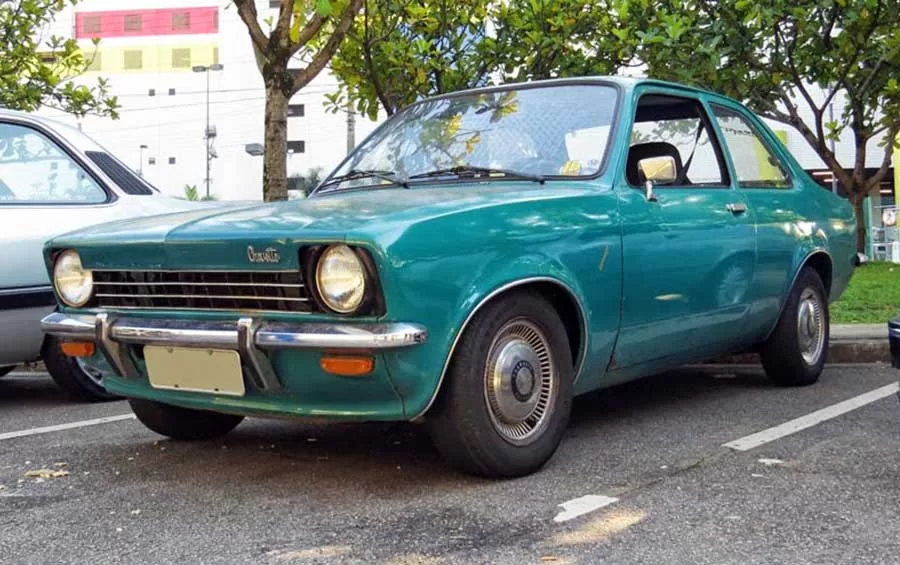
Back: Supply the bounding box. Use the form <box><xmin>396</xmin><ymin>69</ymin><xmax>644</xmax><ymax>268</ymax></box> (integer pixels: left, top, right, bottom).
<box><xmin>42</xmin><ymin>336</ymin><xmax>120</xmax><ymax>402</ymax></box>
<box><xmin>760</xmin><ymin>267</ymin><xmax>829</xmax><ymax>386</ymax></box>
<box><xmin>427</xmin><ymin>292</ymin><xmax>573</xmax><ymax>478</ymax></box>
<box><xmin>129</xmin><ymin>398</ymin><xmax>244</xmax><ymax>440</ymax></box>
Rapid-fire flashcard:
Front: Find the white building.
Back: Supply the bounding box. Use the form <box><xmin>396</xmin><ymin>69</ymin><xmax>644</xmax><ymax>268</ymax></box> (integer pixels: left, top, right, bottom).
<box><xmin>37</xmin><ymin>0</ymin><xmax>382</xmax><ymax>201</ymax></box>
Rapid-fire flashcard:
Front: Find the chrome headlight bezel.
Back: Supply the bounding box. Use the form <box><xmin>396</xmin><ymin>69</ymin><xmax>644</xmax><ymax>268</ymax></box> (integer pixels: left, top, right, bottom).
<box><xmin>314</xmin><ymin>244</ymin><xmax>370</xmax><ymax>315</ymax></box>
<box><xmin>52</xmin><ymin>249</ymin><xmax>94</xmax><ymax>308</ymax></box>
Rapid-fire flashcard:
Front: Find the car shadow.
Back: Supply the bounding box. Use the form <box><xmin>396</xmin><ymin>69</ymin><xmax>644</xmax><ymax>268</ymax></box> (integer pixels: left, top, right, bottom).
<box><xmin>0</xmin><ymin>372</ymin><xmax>74</xmax><ymax>408</ymax></box>
<box><xmin>112</xmin><ymin>365</ymin><xmax>773</xmax><ymax>491</ymax></box>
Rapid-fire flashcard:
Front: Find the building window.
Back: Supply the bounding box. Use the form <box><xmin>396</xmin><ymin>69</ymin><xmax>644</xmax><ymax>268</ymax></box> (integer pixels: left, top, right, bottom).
<box><xmin>269</xmin><ymin>0</ymin><xmax>281</xmax><ymax>7</ymax></box>
<box><xmin>212</xmin><ymin>47</ymin><xmax>219</xmax><ymax>66</ymax></box>
<box><xmin>123</xmin><ymin>50</ymin><xmax>143</xmax><ymax>70</ymax></box>
<box><xmin>124</xmin><ymin>14</ymin><xmax>142</xmax><ymax>32</ymax></box>
<box><xmin>40</xmin><ymin>54</ymin><xmax>58</xmax><ymax>64</ymax></box>
<box><xmin>83</xmin><ymin>15</ymin><xmax>101</xmax><ymax>34</ymax></box>
<box><xmin>287</xmin><ymin>140</ymin><xmax>305</xmax><ymax>154</ymax></box>
<box><xmin>288</xmin><ymin>104</ymin><xmax>305</xmax><ymax>117</ymax></box>
<box><xmin>148</xmin><ymin>157</ymin><xmax>156</xmax><ymax>165</ymax></box>
<box><xmin>172</xmin><ymin>12</ymin><xmax>191</xmax><ymax>31</ymax></box>
<box><xmin>168</xmin><ymin>157</ymin><xmax>176</xmax><ymax>165</ymax></box>
<box><xmin>87</xmin><ymin>52</ymin><xmax>102</xmax><ymax>71</ymax></box>
<box><xmin>168</xmin><ymin>88</ymin><xmax>176</xmax><ymax>96</ymax></box>
<box><xmin>172</xmin><ymin>48</ymin><xmax>191</xmax><ymax>69</ymax></box>
<box><xmin>148</xmin><ymin>88</ymin><xmax>156</xmax><ymax>96</ymax></box>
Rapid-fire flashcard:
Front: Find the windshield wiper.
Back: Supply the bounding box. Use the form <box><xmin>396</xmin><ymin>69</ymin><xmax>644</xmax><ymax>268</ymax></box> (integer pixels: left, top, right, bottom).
<box><xmin>317</xmin><ymin>168</ymin><xmax>409</xmax><ymax>191</ymax></box>
<box><xmin>406</xmin><ymin>165</ymin><xmax>545</xmax><ymax>184</ymax></box>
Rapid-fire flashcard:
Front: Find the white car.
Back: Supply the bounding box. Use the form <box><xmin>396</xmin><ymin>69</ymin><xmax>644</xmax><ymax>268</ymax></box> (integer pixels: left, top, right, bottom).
<box><xmin>0</xmin><ymin>110</ymin><xmax>225</xmax><ymax>400</ymax></box>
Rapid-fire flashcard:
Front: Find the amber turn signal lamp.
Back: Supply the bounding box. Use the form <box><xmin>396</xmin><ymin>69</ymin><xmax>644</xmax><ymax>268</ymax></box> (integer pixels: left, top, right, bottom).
<box><xmin>60</xmin><ymin>341</ymin><xmax>95</xmax><ymax>358</ymax></box>
<box><xmin>320</xmin><ymin>355</ymin><xmax>374</xmax><ymax>377</ymax></box>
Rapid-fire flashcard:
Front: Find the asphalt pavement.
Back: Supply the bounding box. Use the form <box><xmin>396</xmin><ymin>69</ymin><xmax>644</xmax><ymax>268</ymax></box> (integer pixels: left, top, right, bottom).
<box><xmin>0</xmin><ymin>363</ymin><xmax>898</xmax><ymax>564</ymax></box>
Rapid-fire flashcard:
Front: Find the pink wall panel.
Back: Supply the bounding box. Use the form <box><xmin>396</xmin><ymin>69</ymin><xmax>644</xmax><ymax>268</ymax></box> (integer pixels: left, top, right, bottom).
<box><xmin>75</xmin><ymin>7</ymin><xmax>218</xmax><ymax>38</ymax></box>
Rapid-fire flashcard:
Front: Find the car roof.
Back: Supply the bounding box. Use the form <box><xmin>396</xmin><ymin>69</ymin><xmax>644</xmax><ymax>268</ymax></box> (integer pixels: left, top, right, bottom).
<box><xmin>418</xmin><ymin>75</ymin><xmax>740</xmax><ymax>106</ymax></box>
<box><xmin>0</xmin><ymin>108</ymin><xmax>107</xmax><ymax>153</ymax></box>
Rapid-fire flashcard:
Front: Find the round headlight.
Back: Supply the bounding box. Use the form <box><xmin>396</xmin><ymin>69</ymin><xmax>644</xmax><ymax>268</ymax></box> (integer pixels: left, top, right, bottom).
<box><xmin>315</xmin><ymin>245</ymin><xmax>367</xmax><ymax>314</ymax></box>
<box><xmin>53</xmin><ymin>250</ymin><xmax>93</xmax><ymax>307</ymax></box>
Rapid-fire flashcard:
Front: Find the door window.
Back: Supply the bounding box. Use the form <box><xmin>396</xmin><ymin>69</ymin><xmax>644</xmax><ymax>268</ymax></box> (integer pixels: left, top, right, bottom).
<box><xmin>0</xmin><ymin>123</ymin><xmax>107</xmax><ymax>204</ymax></box>
<box><xmin>710</xmin><ymin>104</ymin><xmax>791</xmax><ymax>188</ymax></box>
<box><xmin>627</xmin><ymin>94</ymin><xmax>729</xmax><ymax>187</ymax></box>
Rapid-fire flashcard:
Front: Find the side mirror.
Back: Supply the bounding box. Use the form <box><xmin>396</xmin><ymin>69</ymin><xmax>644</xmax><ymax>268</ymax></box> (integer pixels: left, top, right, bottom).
<box><xmin>637</xmin><ymin>155</ymin><xmax>677</xmax><ymax>202</ymax></box>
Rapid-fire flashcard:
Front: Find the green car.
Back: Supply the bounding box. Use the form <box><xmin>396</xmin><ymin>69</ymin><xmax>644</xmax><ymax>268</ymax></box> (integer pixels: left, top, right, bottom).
<box><xmin>41</xmin><ymin>77</ymin><xmax>857</xmax><ymax>477</ymax></box>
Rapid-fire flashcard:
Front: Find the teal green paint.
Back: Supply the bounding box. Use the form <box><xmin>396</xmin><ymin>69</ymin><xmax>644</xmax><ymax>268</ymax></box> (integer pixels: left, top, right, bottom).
<box><xmin>45</xmin><ymin>77</ymin><xmax>858</xmax><ymax>423</ymax></box>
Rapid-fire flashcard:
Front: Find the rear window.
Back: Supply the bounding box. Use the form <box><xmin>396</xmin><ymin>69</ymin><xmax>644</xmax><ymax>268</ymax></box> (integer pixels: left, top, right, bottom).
<box><xmin>85</xmin><ymin>151</ymin><xmax>157</xmax><ymax>195</ymax></box>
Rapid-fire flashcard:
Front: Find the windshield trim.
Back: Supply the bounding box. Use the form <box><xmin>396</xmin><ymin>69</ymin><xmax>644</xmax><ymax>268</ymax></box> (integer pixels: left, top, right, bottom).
<box><xmin>309</xmin><ymin>78</ymin><xmax>624</xmax><ymax>197</ymax></box>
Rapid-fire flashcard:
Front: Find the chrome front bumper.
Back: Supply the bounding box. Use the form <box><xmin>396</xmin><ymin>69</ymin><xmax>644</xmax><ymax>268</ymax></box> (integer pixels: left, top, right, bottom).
<box><xmin>41</xmin><ymin>312</ymin><xmax>428</xmax><ymax>392</ymax></box>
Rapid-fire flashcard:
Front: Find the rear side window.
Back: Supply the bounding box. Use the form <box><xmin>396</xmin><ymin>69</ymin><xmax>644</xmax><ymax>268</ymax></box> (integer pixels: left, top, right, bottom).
<box><xmin>86</xmin><ymin>151</ymin><xmax>156</xmax><ymax>195</ymax></box>
<box><xmin>710</xmin><ymin>105</ymin><xmax>791</xmax><ymax>188</ymax></box>
<box><xmin>0</xmin><ymin>123</ymin><xmax>107</xmax><ymax>204</ymax></box>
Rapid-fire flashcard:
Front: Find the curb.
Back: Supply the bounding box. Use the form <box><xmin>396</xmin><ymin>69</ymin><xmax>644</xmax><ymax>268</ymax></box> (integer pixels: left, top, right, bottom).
<box><xmin>712</xmin><ymin>335</ymin><xmax>891</xmax><ymax>365</ymax></box>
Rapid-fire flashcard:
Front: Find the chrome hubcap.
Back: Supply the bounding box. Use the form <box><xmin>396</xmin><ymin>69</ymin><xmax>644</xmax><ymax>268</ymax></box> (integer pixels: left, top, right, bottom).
<box><xmin>797</xmin><ymin>288</ymin><xmax>825</xmax><ymax>365</ymax></box>
<box><xmin>484</xmin><ymin>319</ymin><xmax>555</xmax><ymax>446</ymax></box>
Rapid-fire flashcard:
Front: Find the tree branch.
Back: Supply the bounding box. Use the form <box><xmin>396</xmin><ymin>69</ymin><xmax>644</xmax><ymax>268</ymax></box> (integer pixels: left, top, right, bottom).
<box><xmin>290</xmin><ymin>13</ymin><xmax>326</xmax><ymax>55</ymax></box>
<box><xmin>233</xmin><ymin>0</ymin><xmax>269</xmax><ymax>52</ymax></box>
<box><xmin>290</xmin><ymin>0</ymin><xmax>364</xmax><ymax>94</ymax></box>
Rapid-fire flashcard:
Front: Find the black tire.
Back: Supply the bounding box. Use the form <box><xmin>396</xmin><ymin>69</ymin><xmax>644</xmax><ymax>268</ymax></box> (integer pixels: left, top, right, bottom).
<box><xmin>760</xmin><ymin>267</ymin><xmax>829</xmax><ymax>386</ymax></box>
<box><xmin>427</xmin><ymin>291</ymin><xmax>574</xmax><ymax>478</ymax></box>
<box><xmin>0</xmin><ymin>366</ymin><xmax>14</xmax><ymax>377</ymax></box>
<box><xmin>129</xmin><ymin>398</ymin><xmax>244</xmax><ymax>440</ymax></box>
<box><xmin>42</xmin><ymin>336</ymin><xmax>120</xmax><ymax>402</ymax></box>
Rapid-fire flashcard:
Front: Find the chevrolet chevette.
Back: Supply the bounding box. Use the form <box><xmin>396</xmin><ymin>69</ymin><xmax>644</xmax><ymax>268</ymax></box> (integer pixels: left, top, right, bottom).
<box><xmin>41</xmin><ymin>77</ymin><xmax>857</xmax><ymax>477</ymax></box>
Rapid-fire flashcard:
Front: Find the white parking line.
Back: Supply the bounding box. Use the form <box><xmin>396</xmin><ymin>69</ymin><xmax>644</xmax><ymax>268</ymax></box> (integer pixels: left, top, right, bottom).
<box><xmin>723</xmin><ymin>382</ymin><xmax>900</xmax><ymax>451</ymax></box>
<box><xmin>0</xmin><ymin>414</ymin><xmax>136</xmax><ymax>442</ymax></box>
<box><xmin>553</xmin><ymin>494</ymin><xmax>619</xmax><ymax>522</ymax></box>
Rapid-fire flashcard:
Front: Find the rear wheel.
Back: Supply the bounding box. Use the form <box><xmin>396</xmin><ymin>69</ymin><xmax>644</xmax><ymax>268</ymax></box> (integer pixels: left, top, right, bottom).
<box><xmin>760</xmin><ymin>267</ymin><xmax>829</xmax><ymax>386</ymax></box>
<box><xmin>129</xmin><ymin>398</ymin><xmax>244</xmax><ymax>440</ymax></box>
<box><xmin>42</xmin><ymin>336</ymin><xmax>120</xmax><ymax>402</ymax></box>
<box><xmin>427</xmin><ymin>292</ymin><xmax>573</xmax><ymax>478</ymax></box>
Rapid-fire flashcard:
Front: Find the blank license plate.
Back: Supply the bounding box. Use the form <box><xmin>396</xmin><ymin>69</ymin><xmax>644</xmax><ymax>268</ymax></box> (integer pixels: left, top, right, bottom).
<box><xmin>144</xmin><ymin>346</ymin><xmax>245</xmax><ymax>397</ymax></box>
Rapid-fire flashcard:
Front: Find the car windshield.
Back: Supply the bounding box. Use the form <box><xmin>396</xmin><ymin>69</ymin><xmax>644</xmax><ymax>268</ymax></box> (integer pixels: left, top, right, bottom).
<box><xmin>317</xmin><ymin>83</ymin><xmax>618</xmax><ymax>192</ymax></box>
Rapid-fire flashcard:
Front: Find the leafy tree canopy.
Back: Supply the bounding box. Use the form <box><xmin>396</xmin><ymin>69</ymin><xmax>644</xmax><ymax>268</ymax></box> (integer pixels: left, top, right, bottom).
<box><xmin>0</xmin><ymin>0</ymin><xmax>117</xmax><ymax>117</ymax></box>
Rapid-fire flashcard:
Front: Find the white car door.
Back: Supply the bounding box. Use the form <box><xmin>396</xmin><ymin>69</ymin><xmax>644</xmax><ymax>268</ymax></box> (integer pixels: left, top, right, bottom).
<box><xmin>0</xmin><ymin>119</ymin><xmax>124</xmax><ymax>364</ymax></box>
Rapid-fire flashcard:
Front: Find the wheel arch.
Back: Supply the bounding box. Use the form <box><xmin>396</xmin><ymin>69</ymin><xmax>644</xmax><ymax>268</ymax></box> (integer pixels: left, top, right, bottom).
<box><xmin>414</xmin><ymin>276</ymin><xmax>589</xmax><ymax>420</ymax></box>
<box><xmin>763</xmin><ymin>248</ymin><xmax>833</xmax><ymax>342</ymax></box>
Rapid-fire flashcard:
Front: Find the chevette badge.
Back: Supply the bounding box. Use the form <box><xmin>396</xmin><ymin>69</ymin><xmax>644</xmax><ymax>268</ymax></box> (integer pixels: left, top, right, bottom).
<box><xmin>247</xmin><ymin>246</ymin><xmax>281</xmax><ymax>264</ymax></box>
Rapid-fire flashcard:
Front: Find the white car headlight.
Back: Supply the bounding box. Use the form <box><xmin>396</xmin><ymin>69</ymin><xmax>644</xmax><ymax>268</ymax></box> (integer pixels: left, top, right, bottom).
<box><xmin>53</xmin><ymin>250</ymin><xmax>93</xmax><ymax>307</ymax></box>
<box><xmin>315</xmin><ymin>245</ymin><xmax>367</xmax><ymax>314</ymax></box>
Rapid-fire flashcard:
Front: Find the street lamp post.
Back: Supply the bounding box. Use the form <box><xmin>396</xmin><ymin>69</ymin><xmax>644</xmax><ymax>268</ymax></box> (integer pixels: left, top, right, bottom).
<box><xmin>138</xmin><ymin>144</ymin><xmax>148</xmax><ymax>177</ymax></box>
<box><xmin>192</xmin><ymin>63</ymin><xmax>224</xmax><ymax>198</ymax></box>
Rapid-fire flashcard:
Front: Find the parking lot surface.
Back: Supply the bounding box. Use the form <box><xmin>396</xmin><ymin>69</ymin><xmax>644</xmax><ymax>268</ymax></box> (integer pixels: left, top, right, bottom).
<box><xmin>0</xmin><ymin>364</ymin><xmax>897</xmax><ymax>564</ymax></box>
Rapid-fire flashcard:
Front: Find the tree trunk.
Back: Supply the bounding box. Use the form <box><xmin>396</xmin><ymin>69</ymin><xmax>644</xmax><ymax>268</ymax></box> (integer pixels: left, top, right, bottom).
<box><xmin>263</xmin><ymin>85</ymin><xmax>289</xmax><ymax>202</ymax></box>
<box><xmin>851</xmin><ymin>194</ymin><xmax>867</xmax><ymax>254</ymax></box>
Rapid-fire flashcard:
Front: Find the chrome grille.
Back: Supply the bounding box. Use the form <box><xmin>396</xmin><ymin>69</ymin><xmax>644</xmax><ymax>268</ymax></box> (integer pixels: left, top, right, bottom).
<box><xmin>92</xmin><ymin>270</ymin><xmax>313</xmax><ymax>313</ymax></box>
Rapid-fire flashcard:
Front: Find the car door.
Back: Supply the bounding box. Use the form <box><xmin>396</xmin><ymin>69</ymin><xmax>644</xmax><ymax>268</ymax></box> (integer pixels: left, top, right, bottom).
<box><xmin>0</xmin><ymin>119</ymin><xmax>113</xmax><ymax>364</ymax></box>
<box><xmin>612</xmin><ymin>89</ymin><xmax>757</xmax><ymax>369</ymax></box>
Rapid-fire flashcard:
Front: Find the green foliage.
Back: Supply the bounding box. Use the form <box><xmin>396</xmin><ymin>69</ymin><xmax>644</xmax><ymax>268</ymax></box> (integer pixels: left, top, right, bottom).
<box><xmin>327</xmin><ymin>0</ymin><xmax>492</xmax><ymax>119</ymax></box>
<box><xmin>183</xmin><ymin>184</ymin><xmax>217</xmax><ymax>201</ymax></box>
<box><xmin>832</xmin><ymin>262</ymin><xmax>900</xmax><ymax>323</ymax></box>
<box><xmin>0</xmin><ymin>0</ymin><xmax>118</xmax><ymax>117</ymax></box>
<box><xmin>637</xmin><ymin>0</ymin><xmax>900</xmax><ymax>202</ymax></box>
<box><xmin>329</xmin><ymin>0</ymin><xmax>648</xmax><ymax>118</ymax></box>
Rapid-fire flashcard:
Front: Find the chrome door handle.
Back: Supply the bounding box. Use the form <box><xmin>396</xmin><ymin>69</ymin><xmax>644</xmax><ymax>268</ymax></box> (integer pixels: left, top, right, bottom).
<box><xmin>726</xmin><ymin>203</ymin><xmax>747</xmax><ymax>214</ymax></box>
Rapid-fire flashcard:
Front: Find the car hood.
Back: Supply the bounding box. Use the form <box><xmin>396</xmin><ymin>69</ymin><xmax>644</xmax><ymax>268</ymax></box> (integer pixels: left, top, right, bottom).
<box><xmin>51</xmin><ymin>182</ymin><xmax>597</xmax><ymax>269</ymax></box>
